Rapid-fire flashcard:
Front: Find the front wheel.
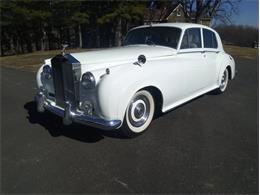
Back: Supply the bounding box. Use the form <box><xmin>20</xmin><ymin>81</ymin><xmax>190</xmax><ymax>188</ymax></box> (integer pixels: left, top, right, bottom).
<box><xmin>120</xmin><ymin>90</ymin><xmax>155</xmax><ymax>137</ymax></box>
<box><xmin>215</xmin><ymin>68</ymin><xmax>229</xmax><ymax>94</ymax></box>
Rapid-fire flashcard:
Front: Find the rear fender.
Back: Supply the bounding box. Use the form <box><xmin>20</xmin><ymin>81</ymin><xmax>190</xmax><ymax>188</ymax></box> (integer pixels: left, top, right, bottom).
<box><xmin>217</xmin><ymin>53</ymin><xmax>235</xmax><ymax>86</ymax></box>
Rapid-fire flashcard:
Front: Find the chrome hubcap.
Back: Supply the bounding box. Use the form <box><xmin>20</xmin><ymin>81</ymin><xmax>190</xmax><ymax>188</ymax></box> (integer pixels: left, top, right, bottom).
<box><xmin>134</xmin><ymin>102</ymin><xmax>145</xmax><ymax>119</ymax></box>
<box><xmin>128</xmin><ymin>95</ymin><xmax>150</xmax><ymax>127</ymax></box>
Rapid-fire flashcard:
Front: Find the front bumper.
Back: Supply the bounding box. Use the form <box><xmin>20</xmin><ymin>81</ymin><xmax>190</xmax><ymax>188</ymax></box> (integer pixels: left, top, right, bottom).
<box><xmin>35</xmin><ymin>91</ymin><xmax>121</xmax><ymax>130</ymax></box>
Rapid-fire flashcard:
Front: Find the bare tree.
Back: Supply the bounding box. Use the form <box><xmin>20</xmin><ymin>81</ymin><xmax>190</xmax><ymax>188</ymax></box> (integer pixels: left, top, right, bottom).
<box><xmin>150</xmin><ymin>0</ymin><xmax>241</xmax><ymax>25</ymax></box>
<box><xmin>181</xmin><ymin>0</ymin><xmax>240</xmax><ymax>23</ymax></box>
<box><xmin>212</xmin><ymin>0</ymin><xmax>241</xmax><ymax>25</ymax></box>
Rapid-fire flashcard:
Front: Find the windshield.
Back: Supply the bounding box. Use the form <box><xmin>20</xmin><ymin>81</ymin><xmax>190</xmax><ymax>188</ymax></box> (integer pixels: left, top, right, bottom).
<box><xmin>123</xmin><ymin>26</ymin><xmax>182</xmax><ymax>49</ymax></box>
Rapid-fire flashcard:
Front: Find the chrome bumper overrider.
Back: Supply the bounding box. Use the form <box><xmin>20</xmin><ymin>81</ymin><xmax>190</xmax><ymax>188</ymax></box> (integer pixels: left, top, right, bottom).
<box><xmin>35</xmin><ymin>91</ymin><xmax>121</xmax><ymax>130</ymax></box>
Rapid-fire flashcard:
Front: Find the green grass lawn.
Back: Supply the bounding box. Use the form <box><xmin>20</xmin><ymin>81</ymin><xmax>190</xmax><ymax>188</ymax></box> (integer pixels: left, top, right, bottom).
<box><xmin>0</xmin><ymin>45</ymin><xmax>258</xmax><ymax>72</ymax></box>
<box><xmin>0</xmin><ymin>48</ymin><xmax>91</xmax><ymax>72</ymax></box>
<box><xmin>223</xmin><ymin>45</ymin><xmax>258</xmax><ymax>60</ymax></box>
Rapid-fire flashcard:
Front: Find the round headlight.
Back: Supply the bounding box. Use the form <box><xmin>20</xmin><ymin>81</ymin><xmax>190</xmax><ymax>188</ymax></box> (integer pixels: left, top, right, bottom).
<box><xmin>81</xmin><ymin>72</ymin><xmax>96</xmax><ymax>89</ymax></box>
<box><xmin>42</xmin><ymin>65</ymin><xmax>52</xmax><ymax>80</ymax></box>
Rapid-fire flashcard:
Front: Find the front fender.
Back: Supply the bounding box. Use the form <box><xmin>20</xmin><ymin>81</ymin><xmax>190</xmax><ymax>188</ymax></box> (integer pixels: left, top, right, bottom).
<box><xmin>97</xmin><ymin>64</ymin><xmax>161</xmax><ymax>122</ymax></box>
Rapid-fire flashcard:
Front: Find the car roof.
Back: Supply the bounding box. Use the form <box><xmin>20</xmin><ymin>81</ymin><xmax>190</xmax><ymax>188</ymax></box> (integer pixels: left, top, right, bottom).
<box><xmin>132</xmin><ymin>22</ymin><xmax>216</xmax><ymax>33</ymax></box>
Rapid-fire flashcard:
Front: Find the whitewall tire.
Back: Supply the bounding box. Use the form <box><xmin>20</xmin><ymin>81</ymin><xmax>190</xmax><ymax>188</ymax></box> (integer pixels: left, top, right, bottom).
<box><xmin>121</xmin><ymin>90</ymin><xmax>155</xmax><ymax>137</ymax></box>
<box><xmin>215</xmin><ymin>68</ymin><xmax>229</xmax><ymax>94</ymax></box>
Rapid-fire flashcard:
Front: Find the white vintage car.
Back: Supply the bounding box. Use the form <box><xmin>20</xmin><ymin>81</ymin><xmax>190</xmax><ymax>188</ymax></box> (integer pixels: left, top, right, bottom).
<box><xmin>35</xmin><ymin>23</ymin><xmax>235</xmax><ymax>137</ymax></box>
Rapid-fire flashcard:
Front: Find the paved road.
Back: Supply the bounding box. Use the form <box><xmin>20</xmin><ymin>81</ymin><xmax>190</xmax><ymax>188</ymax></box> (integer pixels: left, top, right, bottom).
<box><xmin>1</xmin><ymin>57</ymin><xmax>258</xmax><ymax>194</ymax></box>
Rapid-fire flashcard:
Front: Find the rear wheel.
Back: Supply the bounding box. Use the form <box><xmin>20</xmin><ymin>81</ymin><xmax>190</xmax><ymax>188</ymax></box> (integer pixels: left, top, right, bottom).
<box><xmin>215</xmin><ymin>68</ymin><xmax>229</xmax><ymax>94</ymax></box>
<box><xmin>121</xmin><ymin>90</ymin><xmax>155</xmax><ymax>137</ymax></box>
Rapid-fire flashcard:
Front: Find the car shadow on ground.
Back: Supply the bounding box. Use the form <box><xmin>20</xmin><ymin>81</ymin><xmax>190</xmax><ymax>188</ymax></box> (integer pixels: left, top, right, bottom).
<box><xmin>24</xmin><ymin>90</ymin><xmax>219</xmax><ymax>143</ymax></box>
<box><xmin>24</xmin><ymin>101</ymin><xmax>127</xmax><ymax>143</ymax></box>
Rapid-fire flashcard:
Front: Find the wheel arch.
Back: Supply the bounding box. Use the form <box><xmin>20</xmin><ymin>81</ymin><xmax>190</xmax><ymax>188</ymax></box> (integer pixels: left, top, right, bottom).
<box><xmin>218</xmin><ymin>53</ymin><xmax>235</xmax><ymax>81</ymax></box>
<box><xmin>226</xmin><ymin>65</ymin><xmax>232</xmax><ymax>80</ymax></box>
<box><xmin>117</xmin><ymin>84</ymin><xmax>164</xmax><ymax>122</ymax></box>
<box><xmin>217</xmin><ymin>52</ymin><xmax>235</xmax><ymax>86</ymax></box>
<box><xmin>140</xmin><ymin>86</ymin><xmax>164</xmax><ymax>116</ymax></box>
<box><xmin>218</xmin><ymin>64</ymin><xmax>231</xmax><ymax>87</ymax></box>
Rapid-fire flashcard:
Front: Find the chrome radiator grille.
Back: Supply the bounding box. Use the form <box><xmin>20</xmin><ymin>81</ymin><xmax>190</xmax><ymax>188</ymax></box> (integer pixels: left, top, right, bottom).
<box><xmin>51</xmin><ymin>54</ymin><xmax>81</xmax><ymax>108</ymax></box>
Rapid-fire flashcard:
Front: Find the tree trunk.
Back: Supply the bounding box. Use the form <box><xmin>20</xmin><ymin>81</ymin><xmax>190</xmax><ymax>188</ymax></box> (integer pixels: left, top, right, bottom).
<box><xmin>114</xmin><ymin>18</ymin><xmax>122</xmax><ymax>46</ymax></box>
<box><xmin>78</xmin><ymin>24</ymin><xmax>82</xmax><ymax>48</ymax></box>
<box><xmin>34</xmin><ymin>36</ymin><xmax>39</xmax><ymax>51</ymax></box>
<box><xmin>1</xmin><ymin>41</ymin><xmax>4</xmax><ymax>56</ymax></box>
<box><xmin>16</xmin><ymin>37</ymin><xmax>19</xmax><ymax>53</ymax></box>
<box><xmin>20</xmin><ymin>39</ymin><xmax>24</xmax><ymax>54</ymax></box>
<box><xmin>66</xmin><ymin>28</ymin><xmax>70</xmax><ymax>46</ymax></box>
<box><xmin>26</xmin><ymin>34</ymin><xmax>33</xmax><ymax>53</ymax></box>
<box><xmin>41</xmin><ymin>29</ymin><xmax>48</xmax><ymax>51</ymax></box>
<box><xmin>47</xmin><ymin>27</ymin><xmax>53</xmax><ymax>50</ymax></box>
<box><xmin>109</xmin><ymin>26</ymin><xmax>114</xmax><ymax>47</ymax></box>
<box><xmin>40</xmin><ymin>37</ymin><xmax>44</xmax><ymax>51</ymax></box>
<box><xmin>59</xmin><ymin>27</ymin><xmax>63</xmax><ymax>47</ymax></box>
<box><xmin>96</xmin><ymin>27</ymin><xmax>100</xmax><ymax>48</ymax></box>
<box><xmin>47</xmin><ymin>32</ymin><xmax>52</xmax><ymax>50</ymax></box>
<box><xmin>126</xmin><ymin>20</ymin><xmax>129</xmax><ymax>34</ymax></box>
<box><xmin>10</xmin><ymin>37</ymin><xmax>15</xmax><ymax>54</ymax></box>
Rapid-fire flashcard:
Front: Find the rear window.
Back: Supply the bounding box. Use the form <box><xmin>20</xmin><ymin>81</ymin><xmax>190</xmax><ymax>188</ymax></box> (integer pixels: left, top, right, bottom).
<box><xmin>203</xmin><ymin>29</ymin><xmax>218</xmax><ymax>48</ymax></box>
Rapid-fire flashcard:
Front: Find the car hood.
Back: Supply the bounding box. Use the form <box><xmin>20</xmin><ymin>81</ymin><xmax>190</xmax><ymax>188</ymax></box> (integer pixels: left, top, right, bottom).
<box><xmin>69</xmin><ymin>45</ymin><xmax>176</xmax><ymax>70</ymax></box>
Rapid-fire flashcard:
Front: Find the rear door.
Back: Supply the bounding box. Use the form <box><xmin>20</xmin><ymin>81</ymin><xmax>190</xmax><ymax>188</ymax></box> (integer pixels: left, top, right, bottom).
<box><xmin>202</xmin><ymin>28</ymin><xmax>220</xmax><ymax>86</ymax></box>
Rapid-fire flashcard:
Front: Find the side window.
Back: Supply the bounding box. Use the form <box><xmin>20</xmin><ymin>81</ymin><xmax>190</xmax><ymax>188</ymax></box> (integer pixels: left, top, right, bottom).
<box><xmin>203</xmin><ymin>29</ymin><xmax>218</xmax><ymax>48</ymax></box>
<box><xmin>180</xmin><ymin>28</ymin><xmax>202</xmax><ymax>49</ymax></box>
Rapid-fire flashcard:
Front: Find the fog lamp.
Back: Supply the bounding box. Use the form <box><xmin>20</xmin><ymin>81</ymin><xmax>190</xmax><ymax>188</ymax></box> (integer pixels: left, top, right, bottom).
<box><xmin>80</xmin><ymin>101</ymin><xmax>93</xmax><ymax>116</ymax></box>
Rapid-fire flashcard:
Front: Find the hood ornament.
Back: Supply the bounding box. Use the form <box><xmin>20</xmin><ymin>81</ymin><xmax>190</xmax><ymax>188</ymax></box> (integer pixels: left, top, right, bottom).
<box><xmin>61</xmin><ymin>44</ymin><xmax>69</xmax><ymax>56</ymax></box>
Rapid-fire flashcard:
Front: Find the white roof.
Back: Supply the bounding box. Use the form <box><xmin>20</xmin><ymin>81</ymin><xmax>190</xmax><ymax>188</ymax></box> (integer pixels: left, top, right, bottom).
<box><xmin>133</xmin><ymin>22</ymin><xmax>214</xmax><ymax>32</ymax></box>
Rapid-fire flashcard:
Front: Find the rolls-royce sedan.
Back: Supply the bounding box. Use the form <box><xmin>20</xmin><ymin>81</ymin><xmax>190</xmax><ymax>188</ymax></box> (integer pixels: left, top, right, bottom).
<box><xmin>35</xmin><ymin>23</ymin><xmax>235</xmax><ymax>137</ymax></box>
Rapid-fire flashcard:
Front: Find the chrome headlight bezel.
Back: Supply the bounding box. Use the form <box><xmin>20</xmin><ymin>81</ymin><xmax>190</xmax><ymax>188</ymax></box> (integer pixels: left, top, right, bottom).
<box><xmin>81</xmin><ymin>72</ymin><xmax>96</xmax><ymax>89</ymax></box>
<box><xmin>42</xmin><ymin>65</ymin><xmax>52</xmax><ymax>80</ymax></box>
